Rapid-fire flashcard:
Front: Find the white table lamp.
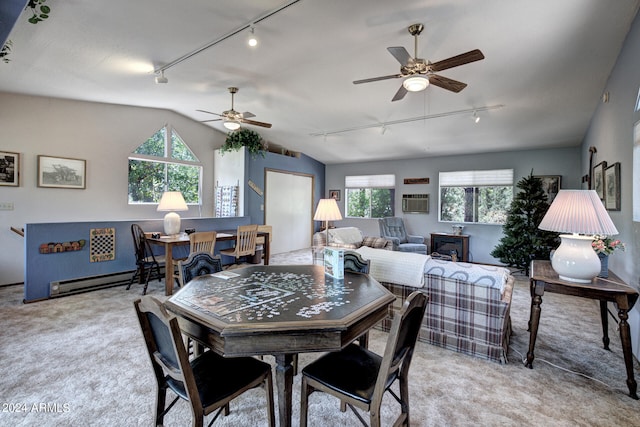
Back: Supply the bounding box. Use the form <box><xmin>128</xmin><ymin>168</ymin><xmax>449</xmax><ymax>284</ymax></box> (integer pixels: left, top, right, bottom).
<box><xmin>538</xmin><ymin>190</ymin><xmax>618</xmax><ymax>283</ymax></box>
<box><xmin>157</xmin><ymin>191</ymin><xmax>188</xmax><ymax>236</ymax></box>
<box><xmin>314</xmin><ymin>198</ymin><xmax>342</xmax><ymax>245</ymax></box>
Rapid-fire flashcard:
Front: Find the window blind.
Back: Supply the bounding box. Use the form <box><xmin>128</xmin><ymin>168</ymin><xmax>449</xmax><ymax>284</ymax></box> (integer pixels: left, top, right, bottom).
<box><xmin>345</xmin><ymin>174</ymin><xmax>395</xmax><ymax>188</ymax></box>
<box><xmin>439</xmin><ymin>169</ymin><xmax>513</xmax><ymax>187</ymax></box>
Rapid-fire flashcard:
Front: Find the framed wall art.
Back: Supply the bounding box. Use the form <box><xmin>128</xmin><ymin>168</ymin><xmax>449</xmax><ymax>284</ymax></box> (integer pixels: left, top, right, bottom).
<box><xmin>592</xmin><ymin>161</ymin><xmax>607</xmax><ymax>199</ymax></box>
<box><xmin>604</xmin><ymin>162</ymin><xmax>621</xmax><ymax>211</ymax></box>
<box><xmin>37</xmin><ymin>155</ymin><xmax>86</xmax><ymax>189</ymax></box>
<box><xmin>533</xmin><ymin>175</ymin><xmax>561</xmax><ymax>203</ymax></box>
<box><xmin>329</xmin><ymin>189</ymin><xmax>341</xmax><ymax>201</ymax></box>
<box><xmin>0</xmin><ymin>151</ymin><xmax>19</xmax><ymax>187</ymax></box>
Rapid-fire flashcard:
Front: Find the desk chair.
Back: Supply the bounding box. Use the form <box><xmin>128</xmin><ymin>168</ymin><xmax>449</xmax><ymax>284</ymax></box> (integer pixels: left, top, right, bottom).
<box><xmin>134</xmin><ymin>296</ymin><xmax>275</xmax><ymax>427</ymax></box>
<box><xmin>127</xmin><ymin>224</ymin><xmax>165</xmax><ymax>295</ymax></box>
<box><xmin>219</xmin><ymin>224</ymin><xmax>258</xmax><ymax>267</ymax></box>
<box><xmin>189</xmin><ymin>231</ymin><xmax>217</xmax><ymax>256</ymax></box>
<box><xmin>300</xmin><ymin>291</ymin><xmax>427</xmax><ymax>427</ymax></box>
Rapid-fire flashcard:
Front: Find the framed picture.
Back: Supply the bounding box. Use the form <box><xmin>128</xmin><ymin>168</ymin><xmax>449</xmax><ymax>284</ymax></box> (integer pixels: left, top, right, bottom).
<box><xmin>329</xmin><ymin>189</ymin><xmax>340</xmax><ymax>201</ymax></box>
<box><xmin>0</xmin><ymin>151</ymin><xmax>19</xmax><ymax>187</ymax></box>
<box><xmin>604</xmin><ymin>162</ymin><xmax>621</xmax><ymax>211</ymax></box>
<box><xmin>593</xmin><ymin>161</ymin><xmax>607</xmax><ymax>199</ymax></box>
<box><xmin>534</xmin><ymin>175</ymin><xmax>561</xmax><ymax>203</ymax></box>
<box><xmin>37</xmin><ymin>155</ymin><xmax>86</xmax><ymax>189</ymax></box>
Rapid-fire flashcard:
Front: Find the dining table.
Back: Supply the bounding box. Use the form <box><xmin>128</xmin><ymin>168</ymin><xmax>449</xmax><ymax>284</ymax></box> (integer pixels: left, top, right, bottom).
<box><xmin>164</xmin><ymin>264</ymin><xmax>395</xmax><ymax>427</ymax></box>
<box><xmin>146</xmin><ymin>229</ymin><xmax>271</xmax><ymax>295</ymax></box>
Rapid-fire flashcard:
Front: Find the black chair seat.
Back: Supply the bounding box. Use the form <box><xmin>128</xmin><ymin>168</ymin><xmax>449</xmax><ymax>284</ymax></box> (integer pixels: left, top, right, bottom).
<box><xmin>167</xmin><ymin>350</ymin><xmax>272</xmax><ymax>405</ymax></box>
<box><xmin>301</xmin><ymin>344</ymin><xmax>384</xmax><ymax>404</ymax></box>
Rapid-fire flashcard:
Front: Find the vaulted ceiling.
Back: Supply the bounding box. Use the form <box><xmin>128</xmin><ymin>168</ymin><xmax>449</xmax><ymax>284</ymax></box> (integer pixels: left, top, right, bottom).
<box><xmin>1</xmin><ymin>0</ymin><xmax>638</xmax><ymax>164</ymax></box>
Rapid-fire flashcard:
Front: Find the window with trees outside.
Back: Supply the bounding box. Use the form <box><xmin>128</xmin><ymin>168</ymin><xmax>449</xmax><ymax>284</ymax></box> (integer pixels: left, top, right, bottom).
<box><xmin>128</xmin><ymin>125</ymin><xmax>202</xmax><ymax>204</ymax></box>
<box><xmin>345</xmin><ymin>174</ymin><xmax>395</xmax><ymax>218</ymax></box>
<box><xmin>439</xmin><ymin>169</ymin><xmax>513</xmax><ymax>224</ymax></box>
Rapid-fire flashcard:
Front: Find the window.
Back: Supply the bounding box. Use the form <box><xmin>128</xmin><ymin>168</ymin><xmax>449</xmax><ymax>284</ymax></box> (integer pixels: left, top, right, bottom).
<box><xmin>345</xmin><ymin>174</ymin><xmax>395</xmax><ymax>218</ymax></box>
<box><xmin>439</xmin><ymin>169</ymin><xmax>513</xmax><ymax>224</ymax></box>
<box><xmin>128</xmin><ymin>125</ymin><xmax>202</xmax><ymax>204</ymax></box>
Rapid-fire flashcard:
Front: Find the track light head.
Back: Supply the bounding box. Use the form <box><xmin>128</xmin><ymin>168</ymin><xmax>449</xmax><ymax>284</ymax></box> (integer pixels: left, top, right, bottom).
<box><xmin>155</xmin><ymin>70</ymin><xmax>168</xmax><ymax>84</ymax></box>
<box><xmin>247</xmin><ymin>26</ymin><xmax>258</xmax><ymax>47</ymax></box>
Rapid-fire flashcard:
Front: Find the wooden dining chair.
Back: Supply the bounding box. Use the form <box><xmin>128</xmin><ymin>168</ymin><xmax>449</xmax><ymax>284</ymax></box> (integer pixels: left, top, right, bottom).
<box><xmin>127</xmin><ymin>224</ymin><xmax>165</xmax><ymax>295</ymax></box>
<box><xmin>189</xmin><ymin>231</ymin><xmax>217</xmax><ymax>256</ymax></box>
<box><xmin>300</xmin><ymin>291</ymin><xmax>428</xmax><ymax>427</ymax></box>
<box><xmin>219</xmin><ymin>224</ymin><xmax>258</xmax><ymax>267</ymax></box>
<box><xmin>134</xmin><ymin>296</ymin><xmax>275</xmax><ymax>427</ymax></box>
<box><xmin>178</xmin><ymin>252</ymin><xmax>223</xmax><ymax>288</ymax></box>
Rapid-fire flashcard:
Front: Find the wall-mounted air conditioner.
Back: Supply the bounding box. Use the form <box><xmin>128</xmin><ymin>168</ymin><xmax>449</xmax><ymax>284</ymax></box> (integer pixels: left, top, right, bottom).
<box><xmin>402</xmin><ymin>194</ymin><xmax>429</xmax><ymax>213</ymax></box>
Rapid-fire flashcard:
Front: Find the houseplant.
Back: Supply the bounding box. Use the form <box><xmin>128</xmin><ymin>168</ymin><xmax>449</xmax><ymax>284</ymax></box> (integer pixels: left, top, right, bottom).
<box><xmin>219</xmin><ymin>128</ymin><xmax>266</xmax><ymax>158</ymax></box>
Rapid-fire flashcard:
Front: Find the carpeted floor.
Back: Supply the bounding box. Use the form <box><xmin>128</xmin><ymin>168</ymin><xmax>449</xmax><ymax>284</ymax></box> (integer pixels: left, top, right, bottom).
<box><xmin>1</xmin><ymin>248</ymin><xmax>638</xmax><ymax>426</ymax></box>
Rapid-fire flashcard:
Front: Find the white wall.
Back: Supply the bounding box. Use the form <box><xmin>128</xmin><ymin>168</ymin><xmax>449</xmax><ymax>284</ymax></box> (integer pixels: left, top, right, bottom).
<box><xmin>326</xmin><ymin>146</ymin><xmax>582</xmax><ymax>265</ymax></box>
<box><xmin>0</xmin><ymin>92</ymin><xmax>226</xmax><ymax>284</ymax></box>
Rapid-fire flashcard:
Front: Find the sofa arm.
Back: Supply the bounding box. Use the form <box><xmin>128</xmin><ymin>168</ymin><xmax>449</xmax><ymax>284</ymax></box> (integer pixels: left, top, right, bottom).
<box><xmin>407</xmin><ymin>235</ymin><xmax>425</xmax><ymax>244</ymax></box>
<box><xmin>383</xmin><ymin>236</ymin><xmax>401</xmax><ymax>250</ymax></box>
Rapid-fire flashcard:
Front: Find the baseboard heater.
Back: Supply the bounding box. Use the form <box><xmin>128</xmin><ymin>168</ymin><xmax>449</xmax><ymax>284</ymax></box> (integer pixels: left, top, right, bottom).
<box><xmin>50</xmin><ymin>270</ymin><xmax>136</xmax><ymax>297</ymax></box>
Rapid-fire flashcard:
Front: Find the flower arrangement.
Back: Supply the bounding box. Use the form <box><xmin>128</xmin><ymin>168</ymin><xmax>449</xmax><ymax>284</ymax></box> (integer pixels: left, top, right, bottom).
<box><xmin>592</xmin><ymin>235</ymin><xmax>625</xmax><ymax>255</ymax></box>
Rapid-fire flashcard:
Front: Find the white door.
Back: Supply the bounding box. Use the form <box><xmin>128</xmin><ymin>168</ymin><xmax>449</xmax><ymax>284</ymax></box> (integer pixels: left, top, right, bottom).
<box><xmin>265</xmin><ymin>170</ymin><xmax>313</xmax><ymax>254</ymax></box>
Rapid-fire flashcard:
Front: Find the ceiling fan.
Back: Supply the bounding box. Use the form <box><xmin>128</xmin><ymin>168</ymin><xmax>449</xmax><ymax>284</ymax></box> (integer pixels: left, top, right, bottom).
<box><xmin>353</xmin><ymin>23</ymin><xmax>485</xmax><ymax>101</ymax></box>
<box><xmin>197</xmin><ymin>87</ymin><xmax>272</xmax><ymax>130</ymax></box>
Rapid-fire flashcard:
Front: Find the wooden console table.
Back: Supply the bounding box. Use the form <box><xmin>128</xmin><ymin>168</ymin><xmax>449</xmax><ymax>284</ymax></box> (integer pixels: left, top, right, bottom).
<box><xmin>526</xmin><ymin>260</ymin><xmax>639</xmax><ymax>399</ymax></box>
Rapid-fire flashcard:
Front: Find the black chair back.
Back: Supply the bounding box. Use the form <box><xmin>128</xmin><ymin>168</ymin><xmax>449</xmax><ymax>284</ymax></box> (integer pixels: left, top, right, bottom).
<box><xmin>179</xmin><ymin>252</ymin><xmax>223</xmax><ymax>286</ymax></box>
<box><xmin>343</xmin><ymin>251</ymin><xmax>370</xmax><ymax>274</ymax></box>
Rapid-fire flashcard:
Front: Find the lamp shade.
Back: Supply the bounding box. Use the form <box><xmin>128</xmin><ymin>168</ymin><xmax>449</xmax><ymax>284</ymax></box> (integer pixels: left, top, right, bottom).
<box><xmin>314</xmin><ymin>198</ymin><xmax>343</xmax><ymax>221</ymax></box>
<box><xmin>538</xmin><ymin>190</ymin><xmax>617</xmax><ymax>283</ymax></box>
<box><xmin>157</xmin><ymin>191</ymin><xmax>188</xmax><ymax>236</ymax></box>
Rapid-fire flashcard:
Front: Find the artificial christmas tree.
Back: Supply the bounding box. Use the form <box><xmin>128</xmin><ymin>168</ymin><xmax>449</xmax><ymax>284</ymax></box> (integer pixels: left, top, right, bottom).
<box><xmin>491</xmin><ymin>172</ymin><xmax>558</xmax><ymax>275</ymax></box>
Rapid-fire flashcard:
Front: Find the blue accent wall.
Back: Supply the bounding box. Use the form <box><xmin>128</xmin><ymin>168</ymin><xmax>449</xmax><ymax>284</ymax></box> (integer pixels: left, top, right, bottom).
<box><xmin>24</xmin><ymin>217</ymin><xmax>250</xmax><ymax>302</ymax></box>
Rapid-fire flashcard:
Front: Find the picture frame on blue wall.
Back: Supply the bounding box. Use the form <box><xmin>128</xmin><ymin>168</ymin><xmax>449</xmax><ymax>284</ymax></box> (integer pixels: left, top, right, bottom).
<box><xmin>0</xmin><ymin>151</ymin><xmax>19</xmax><ymax>187</ymax></box>
<box><xmin>593</xmin><ymin>161</ymin><xmax>607</xmax><ymax>200</ymax></box>
<box><xmin>37</xmin><ymin>155</ymin><xmax>86</xmax><ymax>189</ymax></box>
<box><xmin>604</xmin><ymin>162</ymin><xmax>621</xmax><ymax>211</ymax></box>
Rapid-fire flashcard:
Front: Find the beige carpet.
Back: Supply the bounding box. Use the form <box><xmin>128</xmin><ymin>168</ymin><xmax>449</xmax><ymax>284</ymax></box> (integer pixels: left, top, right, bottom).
<box><xmin>1</xmin><ymin>249</ymin><xmax>638</xmax><ymax>426</ymax></box>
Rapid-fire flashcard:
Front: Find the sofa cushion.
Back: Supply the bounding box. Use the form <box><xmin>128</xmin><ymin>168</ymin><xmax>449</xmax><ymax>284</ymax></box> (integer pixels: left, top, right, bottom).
<box><xmin>424</xmin><ymin>258</ymin><xmax>509</xmax><ymax>294</ymax></box>
<box><xmin>328</xmin><ymin>227</ymin><xmax>363</xmax><ymax>247</ymax></box>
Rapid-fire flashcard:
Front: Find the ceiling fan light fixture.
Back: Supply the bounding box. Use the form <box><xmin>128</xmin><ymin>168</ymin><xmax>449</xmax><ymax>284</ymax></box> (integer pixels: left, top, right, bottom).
<box><xmin>403</xmin><ymin>75</ymin><xmax>429</xmax><ymax>92</ymax></box>
<box><xmin>223</xmin><ymin>119</ymin><xmax>241</xmax><ymax>130</ymax></box>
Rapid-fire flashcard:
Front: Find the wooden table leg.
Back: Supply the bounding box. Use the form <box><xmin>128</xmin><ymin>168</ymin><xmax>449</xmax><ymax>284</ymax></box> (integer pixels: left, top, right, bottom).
<box><xmin>617</xmin><ymin>308</ymin><xmax>638</xmax><ymax>399</ymax></box>
<box><xmin>165</xmin><ymin>242</ymin><xmax>174</xmax><ymax>296</ymax></box>
<box><xmin>525</xmin><ymin>288</ymin><xmax>543</xmax><ymax>369</ymax></box>
<box><xmin>263</xmin><ymin>238</ymin><xmax>270</xmax><ymax>265</ymax></box>
<box><xmin>274</xmin><ymin>353</ymin><xmax>294</xmax><ymax>427</ymax></box>
<box><xmin>599</xmin><ymin>300</ymin><xmax>611</xmax><ymax>350</ymax></box>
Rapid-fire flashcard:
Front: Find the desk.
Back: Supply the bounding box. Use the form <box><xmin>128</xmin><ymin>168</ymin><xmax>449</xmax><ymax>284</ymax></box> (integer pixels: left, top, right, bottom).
<box><xmin>526</xmin><ymin>260</ymin><xmax>639</xmax><ymax>399</ymax></box>
<box><xmin>147</xmin><ymin>229</ymin><xmax>271</xmax><ymax>295</ymax></box>
<box><xmin>165</xmin><ymin>265</ymin><xmax>395</xmax><ymax>427</ymax></box>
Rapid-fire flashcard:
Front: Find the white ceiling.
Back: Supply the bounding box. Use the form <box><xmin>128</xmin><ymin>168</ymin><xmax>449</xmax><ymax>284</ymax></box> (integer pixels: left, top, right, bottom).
<box><xmin>1</xmin><ymin>0</ymin><xmax>638</xmax><ymax>164</ymax></box>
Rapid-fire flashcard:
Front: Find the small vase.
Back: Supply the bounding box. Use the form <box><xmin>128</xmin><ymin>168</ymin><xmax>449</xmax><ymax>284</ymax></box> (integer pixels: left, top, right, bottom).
<box><xmin>597</xmin><ymin>253</ymin><xmax>609</xmax><ymax>278</ymax></box>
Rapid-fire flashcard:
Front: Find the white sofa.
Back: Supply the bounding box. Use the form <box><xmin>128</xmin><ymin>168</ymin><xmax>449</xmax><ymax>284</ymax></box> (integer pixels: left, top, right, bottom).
<box><xmin>355</xmin><ymin>247</ymin><xmax>514</xmax><ymax>364</ymax></box>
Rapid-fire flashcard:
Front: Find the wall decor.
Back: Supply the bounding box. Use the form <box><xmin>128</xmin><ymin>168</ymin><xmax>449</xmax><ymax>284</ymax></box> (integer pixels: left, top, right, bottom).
<box><xmin>39</xmin><ymin>240</ymin><xmax>86</xmax><ymax>254</ymax></box>
<box><xmin>248</xmin><ymin>179</ymin><xmax>263</xmax><ymax>196</ymax></box>
<box><xmin>592</xmin><ymin>161</ymin><xmax>607</xmax><ymax>199</ymax></box>
<box><xmin>37</xmin><ymin>155</ymin><xmax>86</xmax><ymax>189</ymax></box>
<box><xmin>90</xmin><ymin>227</ymin><xmax>116</xmax><ymax>262</ymax></box>
<box><xmin>604</xmin><ymin>162</ymin><xmax>621</xmax><ymax>211</ymax></box>
<box><xmin>404</xmin><ymin>177</ymin><xmax>430</xmax><ymax>184</ymax></box>
<box><xmin>329</xmin><ymin>189</ymin><xmax>341</xmax><ymax>201</ymax></box>
<box><xmin>533</xmin><ymin>175</ymin><xmax>561</xmax><ymax>203</ymax></box>
<box><xmin>0</xmin><ymin>151</ymin><xmax>19</xmax><ymax>186</ymax></box>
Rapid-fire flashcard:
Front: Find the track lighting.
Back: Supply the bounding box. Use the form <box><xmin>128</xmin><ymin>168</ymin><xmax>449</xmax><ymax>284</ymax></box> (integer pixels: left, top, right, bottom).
<box><xmin>247</xmin><ymin>26</ymin><xmax>258</xmax><ymax>47</ymax></box>
<box><xmin>473</xmin><ymin>111</ymin><xmax>480</xmax><ymax>123</ymax></box>
<box><xmin>155</xmin><ymin>70</ymin><xmax>168</xmax><ymax>84</ymax></box>
<box><xmin>402</xmin><ymin>75</ymin><xmax>429</xmax><ymax>92</ymax></box>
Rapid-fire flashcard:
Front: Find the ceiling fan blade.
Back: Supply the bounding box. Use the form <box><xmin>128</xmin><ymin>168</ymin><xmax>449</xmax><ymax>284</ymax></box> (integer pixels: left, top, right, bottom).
<box><xmin>200</xmin><ymin>119</ymin><xmax>222</xmax><ymax>123</ymax></box>
<box><xmin>241</xmin><ymin>118</ymin><xmax>272</xmax><ymax>128</ymax></box>
<box><xmin>387</xmin><ymin>46</ymin><xmax>412</xmax><ymax>66</ymax></box>
<box><xmin>242</xmin><ymin>111</ymin><xmax>256</xmax><ymax>119</ymax></box>
<box><xmin>391</xmin><ymin>85</ymin><xmax>408</xmax><ymax>102</ymax></box>
<box><xmin>353</xmin><ymin>74</ymin><xmax>403</xmax><ymax>84</ymax></box>
<box><xmin>429</xmin><ymin>49</ymin><xmax>485</xmax><ymax>72</ymax></box>
<box><xmin>428</xmin><ymin>74</ymin><xmax>468</xmax><ymax>93</ymax></box>
<box><xmin>196</xmin><ymin>109</ymin><xmax>223</xmax><ymax>117</ymax></box>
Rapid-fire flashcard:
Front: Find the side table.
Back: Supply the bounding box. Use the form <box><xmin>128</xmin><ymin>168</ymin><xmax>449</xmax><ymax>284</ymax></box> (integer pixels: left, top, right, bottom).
<box><xmin>526</xmin><ymin>260</ymin><xmax>639</xmax><ymax>399</ymax></box>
